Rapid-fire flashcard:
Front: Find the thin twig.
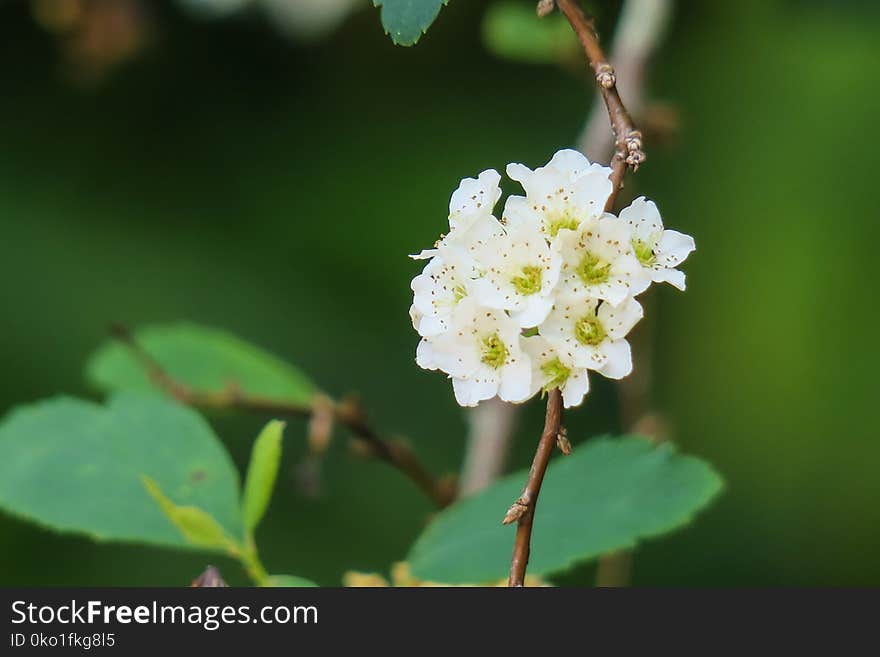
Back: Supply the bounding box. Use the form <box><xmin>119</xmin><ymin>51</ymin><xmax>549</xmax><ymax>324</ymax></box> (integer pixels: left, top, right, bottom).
<box><xmin>503</xmin><ymin>0</ymin><xmax>649</xmax><ymax>587</ymax></box>
<box><xmin>504</xmin><ymin>388</ymin><xmax>564</xmax><ymax>587</ymax></box>
<box><xmin>556</xmin><ymin>0</ymin><xmax>645</xmax><ymax>210</ymax></box>
<box><xmin>110</xmin><ymin>325</ymin><xmax>455</xmax><ymax>508</ymax></box>
<box><xmin>577</xmin><ymin>0</ymin><xmax>672</xmax><ymax>160</ymax></box>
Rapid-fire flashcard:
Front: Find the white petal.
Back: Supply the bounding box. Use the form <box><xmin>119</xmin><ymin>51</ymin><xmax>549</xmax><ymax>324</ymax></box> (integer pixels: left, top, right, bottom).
<box><xmin>624</xmin><ymin>257</ymin><xmax>654</xmax><ymax>297</ymax></box>
<box><xmin>600</xmin><ymin>278</ymin><xmax>634</xmax><ymax>307</ymax></box>
<box><xmin>449</xmin><ymin>169</ymin><xmax>501</xmax><ymax>215</ymax></box>
<box><xmin>453</xmin><ymin>375</ymin><xmax>499</xmax><ymax>407</ymax></box>
<box><xmin>431</xmin><ymin>333</ymin><xmax>479</xmax><ymax>378</ymax></box>
<box><xmin>656</xmin><ymin>229</ymin><xmax>695</xmax><ymax>267</ymax></box>
<box><xmin>652</xmin><ymin>267</ymin><xmax>687</xmax><ymax>290</ymax></box>
<box><xmin>570</xmin><ymin>168</ymin><xmax>613</xmax><ymax>215</ymax></box>
<box><xmin>522</xmin><ymin>335</ymin><xmax>553</xmax><ymax>394</ymax></box>
<box><xmin>538</xmin><ymin>303</ymin><xmax>576</xmax><ymax>344</ymax></box>
<box><xmin>510</xmin><ymin>295</ymin><xmax>554</xmax><ymax>329</ymax></box>
<box><xmin>409</xmin><ymin>304</ymin><xmax>422</xmax><ymax>330</ymax></box>
<box><xmin>619</xmin><ymin>196</ymin><xmax>664</xmax><ymax>240</ymax></box>
<box><xmin>507</xmin><ymin>160</ymin><xmax>564</xmax><ymax>199</ymax></box>
<box><xmin>415</xmin><ymin>339</ymin><xmax>437</xmax><ymax>370</ymax></box>
<box><xmin>597</xmin><ymin>339</ymin><xmax>632</xmax><ymax>379</ymax></box>
<box><xmin>561</xmin><ymin>369</ymin><xmax>590</xmax><ymax>408</ymax></box>
<box><xmin>599</xmin><ymin>297</ymin><xmax>643</xmax><ymax>340</ymax></box>
<box><xmin>501</xmin><ymin>195</ymin><xmax>537</xmax><ymax>228</ymax></box>
<box><xmin>409</xmin><ymin>248</ymin><xmax>439</xmax><ymax>260</ymax></box>
<box><xmin>547</xmin><ymin>148</ymin><xmax>591</xmax><ymax>178</ymax></box>
<box><xmin>499</xmin><ymin>356</ymin><xmax>533</xmax><ymax>403</ymax></box>
<box><xmin>415</xmin><ymin>313</ymin><xmax>448</xmax><ymax>337</ymax></box>
<box><xmin>470</xmin><ymin>277</ymin><xmax>510</xmax><ymax>310</ymax></box>
<box><xmin>410</xmin><ymin>269</ymin><xmax>439</xmax><ymax>316</ymax></box>
<box><xmin>505</xmin><ymin>162</ymin><xmax>534</xmax><ymax>187</ymax></box>
<box><xmin>591</xmin><ymin>215</ymin><xmax>634</xmax><ymax>261</ymax></box>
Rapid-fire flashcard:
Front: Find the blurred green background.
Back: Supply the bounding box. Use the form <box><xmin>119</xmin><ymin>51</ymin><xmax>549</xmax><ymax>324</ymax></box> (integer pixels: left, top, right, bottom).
<box><xmin>0</xmin><ymin>0</ymin><xmax>878</xmax><ymax>586</ymax></box>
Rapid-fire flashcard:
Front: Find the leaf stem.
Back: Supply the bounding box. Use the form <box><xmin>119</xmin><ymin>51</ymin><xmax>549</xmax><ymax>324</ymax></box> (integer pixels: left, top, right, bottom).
<box><xmin>237</xmin><ymin>538</ymin><xmax>270</xmax><ymax>586</ymax></box>
<box><xmin>110</xmin><ymin>324</ymin><xmax>455</xmax><ymax>508</ymax></box>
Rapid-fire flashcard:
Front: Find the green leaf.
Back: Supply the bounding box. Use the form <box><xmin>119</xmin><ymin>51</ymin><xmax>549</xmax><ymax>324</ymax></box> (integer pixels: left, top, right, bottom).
<box><xmin>372</xmin><ymin>0</ymin><xmax>449</xmax><ymax>46</ymax></box>
<box><xmin>241</xmin><ymin>420</ymin><xmax>285</xmax><ymax>534</ymax></box>
<box><xmin>407</xmin><ymin>436</ymin><xmax>724</xmax><ymax>583</ymax></box>
<box><xmin>86</xmin><ymin>322</ymin><xmax>317</xmax><ymax>406</ymax></box>
<box><xmin>265</xmin><ymin>575</ymin><xmax>318</xmax><ymax>588</ymax></box>
<box><xmin>142</xmin><ymin>476</ymin><xmax>237</xmax><ymax>551</ymax></box>
<box><xmin>482</xmin><ymin>1</ymin><xmax>579</xmax><ymax>64</ymax></box>
<box><xmin>0</xmin><ymin>392</ymin><xmax>244</xmax><ymax>550</ymax></box>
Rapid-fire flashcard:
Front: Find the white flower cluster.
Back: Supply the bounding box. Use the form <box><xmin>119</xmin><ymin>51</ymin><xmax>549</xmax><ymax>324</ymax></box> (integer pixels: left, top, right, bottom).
<box><xmin>410</xmin><ymin>149</ymin><xmax>695</xmax><ymax>408</ymax></box>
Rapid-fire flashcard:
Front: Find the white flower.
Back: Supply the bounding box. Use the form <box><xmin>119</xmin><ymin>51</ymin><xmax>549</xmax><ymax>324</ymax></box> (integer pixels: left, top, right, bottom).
<box><xmin>522</xmin><ymin>336</ymin><xmax>590</xmax><ymax>408</ymax></box>
<box><xmin>410</xmin><ymin>247</ymin><xmax>474</xmax><ymax>337</ymax></box>
<box><xmin>555</xmin><ymin>214</ymin><xmax>651</xmax><ymax>306</ymax></box>
<box><xmin>504</xmin><ymin>149</ymin><xmax>613</xmax><ymax>242</ymax></box>
<box><xmin>409</xmin><ymin>152</ymin><xmax>694</xmax><ymax>408</ymax></box>
<box><xmin>411</xmin><ymin>169</ymin><xmax>504</xmax><ymax>261</ymax></box>
<box><xmin>415</xmin><ymin>338</ymin><xmax>439</xmax><ymax>371</ymax></box>
<box><xmin>539</xmin><ymin>295</ymin><xmax>643</xmax><ymax>379</ymax></box>
<box><xmin>448</xmin><ymin>168</ymin><xmax>502</xmax><ymax>233</ymax></box>
<box><xmin>470</xmin><ymin>223</ymin><xmax>562</xmax><ymax>328</ymax></box>
<box><xmin>409</xmin><ymin>306</ymin><xmax>439</xmax><ymax>371</ymax></box>
<box><xmin>428</xmin><ymin>298</ymin><xmax>532</xmax><ymax>406</ymax></box>
<box><xmin>619</xmin><ymin>196</ymin><xmax>696</xmax><ymax>291</ymax></box>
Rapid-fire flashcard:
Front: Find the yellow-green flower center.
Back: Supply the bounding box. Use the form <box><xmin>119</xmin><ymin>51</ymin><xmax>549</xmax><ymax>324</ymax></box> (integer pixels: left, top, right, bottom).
<box><xmin>574</xmin><ymin>315</ymin><xmax>606</xmax><ymax>346</ymax></box>
<box><xmin>541</xmin><ymin>357</ymin><xmax>571</xmax><ymax>391</ymax></box>
<box><xmin>480</xmin><ymin>333</ymin><xmax>508</xmax><ymax>369</ymax></box>
<box><xmin>547</xmin><ymin>212</ymin><xmax>580</xmax><ymax>238</ymax></box>
<box><xmin>632</xmin><ymin>238</ymin><xmax>656</xmax><ymax>267</ymax></box>
<box><xmin>453</xmin><ymin>283</ymin><xmax>468</xmax><ymax>301</ymax></box>
<box><xmin>511</xmin><ymin>265</ymin><xmax>543</xmax><ymax>296</ymax></box>
<box><xmin>576</xmin><ymin>251</ymin><xmax>611</xmax><ymax>286</ymax></box>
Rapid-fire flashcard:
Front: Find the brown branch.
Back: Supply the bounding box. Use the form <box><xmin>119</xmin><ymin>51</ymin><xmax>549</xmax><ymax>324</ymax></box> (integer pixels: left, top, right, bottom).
<box><xmin>502</xmin><ymin>0</ymin><xmax>650</xmax><ymax>588</ymax></box>
<box><xmin>556</xmin><ymin>0</ymin><xmax>645</xmax><ymax>210</ymax></box>
<box><xmin>504</xmin><ymin>388</ymin><xmax>564</xmax><ymax>587</ymax></box>
<box><xmin>578</xmin><ymin>0</ymin><xmax>672</xmax><ymax>161</ymax></box>
<box><xmin>110</xmin><ymin>325</ymin><xmax>455</xmax><ymax>508</ymax></box>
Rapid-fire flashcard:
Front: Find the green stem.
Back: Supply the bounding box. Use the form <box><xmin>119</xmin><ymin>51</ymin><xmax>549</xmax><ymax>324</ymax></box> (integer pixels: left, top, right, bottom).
<box><xmin>234</xmin><ymin>537</ymin><xmax>270</xmax><ymax>586</ymax></box>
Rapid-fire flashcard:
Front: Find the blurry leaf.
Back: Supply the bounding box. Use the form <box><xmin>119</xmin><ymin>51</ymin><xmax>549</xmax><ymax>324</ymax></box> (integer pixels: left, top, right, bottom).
<box><xmin>0</xmin><ymin>393</ymin><xmax>243</xmax><ymax>549</ymax></box>
<box><xmin>407</xmin><ymin>436</ymin><xmax>723</xmax><ymax>583</ymax></box>
<box><xmin>86</xmin><ymin>322</ymin><xmax>317</xmax><ymax>406</ymax></box>
<box><xmin>482</xmin><ymin>1</ymin><xmax>578</xmax><ymax>64</ymax></box>
<box><xmin>241</xmin><ymin>420</ymin><xmax>285</xmax><ymax>534</ymax></box>
<box><xmin>142</xmin><ymin>476</ymin><xmax>237</xmax><ymax>551</ymax></box>
<box><xmin>265</xmin><ymin>574</ymin><xmax>318</xmax><ymax>587</ymax></box>
<box><xmin>372</xmin><ymin>0</ymin><xmax>449</xmax><ymax>46</ymax></box>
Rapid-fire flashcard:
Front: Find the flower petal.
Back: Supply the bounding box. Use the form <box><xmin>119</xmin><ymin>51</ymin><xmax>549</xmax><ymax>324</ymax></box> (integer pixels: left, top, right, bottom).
<box><xmin>453</xmin><ymin>375</ymin><xmax>499</xmax><ymax>407</ymax></box>
<box><xmin>449</xmin><ymin>169</ymin><xmax>501</xmax><ymax>215</ymax></box>
<box><xmin>561</xmin><ymin>369</ymin><xmax>590</xmax><ymax>408</ymax></box>
<box><xmin>619</xmin><ymin>196</ymin><xmax>664</xmax><ymax>240</ymax></box>
<box><xmin>415</xmin><ymin>338</ymin><xmax>437</xmax><ymax>370</ymax></box>
<box><xmin>510</xmin><ymin>295</ymin><xmax>555</xmax><ymax>329</ymax></box>
<box><xmin>600</xmin><ymin>297</ymin><xmax>643</xmax><ymax>340</ymax></box>
<box><xmin>657</xmin><ymin>229</ymin><xmax>696</xmax><ymax>268</ymax></box>
<box><xmin>597</xmin><ymin>339</ymin><xmax>632</xmax><ymax>379</ymax></box>
<box><xmin>499</xmin><ymin>356</ymin><xmax>533</xmax><ymax>403</ymax></box>
<box><xmin>652</xmin><ymin>267</ymin><xmax>686</xmax><ymax>290</ymax></box>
